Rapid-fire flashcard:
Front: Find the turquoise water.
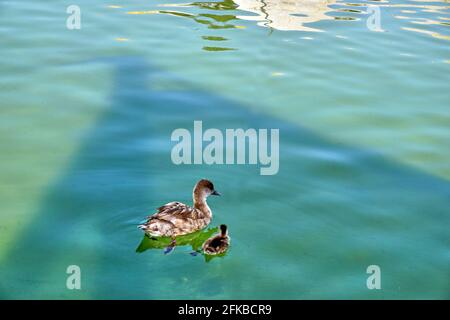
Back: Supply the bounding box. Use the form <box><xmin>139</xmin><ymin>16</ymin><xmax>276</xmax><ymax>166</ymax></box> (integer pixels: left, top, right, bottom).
<box><xmin>0</xmin><ymin>0</ymin><xmax>449</xmax><ymax>299</ymax></box>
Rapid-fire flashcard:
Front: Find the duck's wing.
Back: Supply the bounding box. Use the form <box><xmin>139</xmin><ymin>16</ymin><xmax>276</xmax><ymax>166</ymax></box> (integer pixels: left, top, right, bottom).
<box><xmin>140</xmin><ymin>202</ymin><xmax>200</xmax><ymax>237</ymax></box>
<box><xmin>150</xmin><ymin>201</ymin><xmax>197</xmax><ymax>220</ymax></box>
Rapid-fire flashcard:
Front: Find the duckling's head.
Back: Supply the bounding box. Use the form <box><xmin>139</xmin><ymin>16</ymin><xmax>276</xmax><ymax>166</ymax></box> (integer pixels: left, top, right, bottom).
<box><xmin>219</xmin><ymin>224</ymin><xmax>228</xmax><ymax>236</ymax></box>
<box><xmin>194</xmin><ymin>179</ymin><xmax>220</xmax><ymax>198</ymax></box>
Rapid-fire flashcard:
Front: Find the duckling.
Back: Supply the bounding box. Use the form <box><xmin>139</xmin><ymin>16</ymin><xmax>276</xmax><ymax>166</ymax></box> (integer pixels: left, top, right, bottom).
<box><xmin>138</xmin><ymin>179</ymin><xmax>220</xmax><ymax>240</ymax></box>
<box><xmin>202</xmin><ymin>224</ymin><xmax>230</xmax><ymax>255</ymax></box>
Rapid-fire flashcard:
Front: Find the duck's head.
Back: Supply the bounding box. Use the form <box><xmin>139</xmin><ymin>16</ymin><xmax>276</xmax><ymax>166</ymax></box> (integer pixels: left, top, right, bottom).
<box><xmin>219</xmin><ymin>224</ymin><xmax>228</xmax><ymax>236</ymax></box>
<box><xmin>194</xmin><ymin>179</ymin><xmax>220</xmax><ymax>198</ymax></box>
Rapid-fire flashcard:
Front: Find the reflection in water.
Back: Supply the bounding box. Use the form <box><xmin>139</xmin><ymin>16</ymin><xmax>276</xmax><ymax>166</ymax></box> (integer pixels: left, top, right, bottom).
<box><xmin>402</xmin><ymin>26</ymin><xmax>450</xmax><ymax>40</ymax></box>
<box><xmin>128</xmin><ymin>0</ymin><xmax>240</xmax><ymax>30</ymax></box>
<box><xmin>234</xmin><ymin>0</ymin><xmax>336</xmax><ymax>32</ymax></box>
<box><xmin>203</xmin><ymin>46</ymin><xmax>236</xmax><ymax>51</ymax></box>
<box><xmin>334</xmin><ymin>0</ymin><xmax>450</xmax><ymax>40</ymax></box>
<box><xmin>153</xmin><ymin>0</ymin><xmax>338</xmax><ymax>32</ymax></box>
<box><xmin>234</xmin><ymin>0</ymin><xmax>450</xmax><ymax>37</ymax></box>
<box><xmin>128</xmin><ymin>1</ymin><xmax>241</xmax><ymax>51</ymax></box>
<box><xmin>127</xmin><ymin>0</ymin><xmax>450</xmax><ymax>42</ymax></box>
<box><xmin>202</xmin><ymin>35</ymin><xmax>229</xmax><ymax>40</ymax></box>
<box><xmin>127</xmin><ymin>0</ymin><xmax>341</xmax><ymax>51</ymax></box>
<box><xmin>387</xmin><ymin>0</ymin><xmax>450</xmax><ymax>40</ymax></box>
<box><xmin>388</xmin><ymin>1</ymin><xmax>450</xmax><ymax>40</ymax></box>
<box><xmin>136</xmin><ymin>227</ymin><xmax>224</xmax><ymax>262</ymax></box>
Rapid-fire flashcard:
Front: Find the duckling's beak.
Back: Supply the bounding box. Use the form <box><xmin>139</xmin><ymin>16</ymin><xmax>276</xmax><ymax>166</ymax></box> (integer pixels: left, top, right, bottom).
<box><xmin>211</xmin><ymin>190</ymin><xmax>221</xmax><ymax>196</ymax></box>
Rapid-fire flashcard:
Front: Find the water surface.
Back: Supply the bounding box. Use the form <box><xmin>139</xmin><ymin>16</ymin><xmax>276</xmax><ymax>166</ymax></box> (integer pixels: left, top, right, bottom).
<box><xmin>0</xmin><ymin>0</ymin><xmax>449</xmax><ymax>299</ymax></box>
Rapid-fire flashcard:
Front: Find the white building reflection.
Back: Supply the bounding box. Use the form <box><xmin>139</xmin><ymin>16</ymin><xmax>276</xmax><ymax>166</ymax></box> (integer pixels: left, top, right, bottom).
<box><xmin>233</xmin><ymin>0</ymin><xmax>336</xmax><ymax>32</ymax></box>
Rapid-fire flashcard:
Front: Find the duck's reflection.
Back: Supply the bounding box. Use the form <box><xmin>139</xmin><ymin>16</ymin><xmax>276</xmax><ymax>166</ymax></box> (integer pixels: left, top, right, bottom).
<box><xmin>136</xmin><ymin>226</ymin><xmax>226</xmax><ymax>262</ymax></box>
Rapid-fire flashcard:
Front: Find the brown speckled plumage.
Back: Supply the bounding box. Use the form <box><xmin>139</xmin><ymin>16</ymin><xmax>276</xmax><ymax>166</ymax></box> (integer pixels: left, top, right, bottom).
<box><xmin>202</xmin><ymin>224</ymin><xmax>230</xmax><ymax>255</ymax></box>
<box><xmin>139</xmin><ymin>179</ymin><xmax>220</xmax><ymax>237</ymax></box>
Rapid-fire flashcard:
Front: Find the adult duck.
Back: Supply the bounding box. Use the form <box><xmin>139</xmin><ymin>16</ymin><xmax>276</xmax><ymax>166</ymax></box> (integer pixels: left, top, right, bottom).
<box><xmin>138</xmin><ymin>179</ymin><xmax>220</xmax><ymax>239</ymax></box>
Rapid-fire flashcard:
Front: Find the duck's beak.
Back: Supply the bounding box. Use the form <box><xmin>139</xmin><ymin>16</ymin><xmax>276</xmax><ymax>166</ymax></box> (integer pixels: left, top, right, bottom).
<box><xmin>211</xmin><ymin>190</ymin><xmax>221</xmax><ymax>196</ymax></box>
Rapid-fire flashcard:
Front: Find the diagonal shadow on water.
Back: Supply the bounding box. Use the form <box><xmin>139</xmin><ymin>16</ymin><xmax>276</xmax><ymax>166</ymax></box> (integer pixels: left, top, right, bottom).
<box><xmin>1</xmin><ymin>56</ymin><xmax>449</xmax><ymax>299</ymax></box>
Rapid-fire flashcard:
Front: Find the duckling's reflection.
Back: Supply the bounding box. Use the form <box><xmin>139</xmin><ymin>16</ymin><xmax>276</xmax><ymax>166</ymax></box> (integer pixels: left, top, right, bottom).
<box><xmin>136</xmin><ymin>226</ymin><xmax>226</xmax><ymax>262</ymax></box>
